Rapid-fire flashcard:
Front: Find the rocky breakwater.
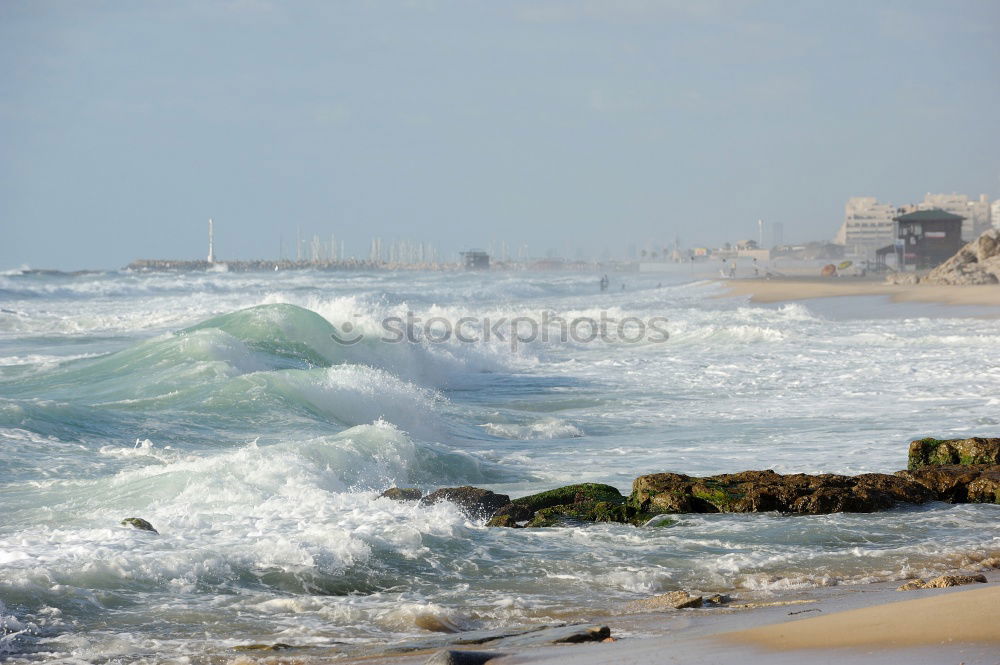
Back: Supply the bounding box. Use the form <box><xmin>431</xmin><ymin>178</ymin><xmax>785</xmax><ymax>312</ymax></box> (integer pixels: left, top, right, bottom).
<box><xmin>378</xmin><ymin>437</ymin><xmax>1000</xmax><ymax>528</ymax></box>
<box><xmin>898</xmin><ymin>437</ymin><xmax>1000</xmax><ymax>504</ymax></box>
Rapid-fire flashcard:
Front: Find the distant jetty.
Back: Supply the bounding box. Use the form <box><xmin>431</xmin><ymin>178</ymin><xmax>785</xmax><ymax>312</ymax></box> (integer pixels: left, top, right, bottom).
<box><xmin>124</xmin><ymin>258</ymin><xmax>456</xmax><ymax>273</ymax></box>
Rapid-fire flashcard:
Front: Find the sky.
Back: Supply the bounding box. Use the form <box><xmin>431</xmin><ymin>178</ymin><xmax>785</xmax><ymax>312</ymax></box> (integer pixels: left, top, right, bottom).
<box><xmin>1</xmin><ymin>0</ymin><xmax>999</xmax><ymax>269</ymax></box>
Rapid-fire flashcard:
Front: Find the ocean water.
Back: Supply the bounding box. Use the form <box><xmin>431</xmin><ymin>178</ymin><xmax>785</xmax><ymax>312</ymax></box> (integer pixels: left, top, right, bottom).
<box><xmin>1</xmin><ymin>268</ymin><xmax>999</xmax><ymax>662</ymax></box>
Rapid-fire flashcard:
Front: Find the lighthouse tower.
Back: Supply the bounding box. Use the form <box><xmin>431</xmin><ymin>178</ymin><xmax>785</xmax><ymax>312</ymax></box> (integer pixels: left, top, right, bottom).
<box><xmin>207</xmin><ymin>219</ymin><xmax>215</xmax><ymax>263</ymax></box>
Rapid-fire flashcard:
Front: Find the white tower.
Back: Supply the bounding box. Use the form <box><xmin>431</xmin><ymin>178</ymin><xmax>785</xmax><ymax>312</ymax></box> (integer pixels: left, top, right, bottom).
<box><xmin>207</xmin><ymin>219</ymin><xmax>215</xmax><ymax>263</ymax></box>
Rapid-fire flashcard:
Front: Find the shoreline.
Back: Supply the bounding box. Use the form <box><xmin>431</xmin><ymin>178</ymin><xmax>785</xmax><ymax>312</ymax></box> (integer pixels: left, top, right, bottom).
<box><xmin>718</xmin><ymin>277</ymin><xmax>1000</xmax><ymax>307</ymax></box>
<box><xmin>340</xmin><ymin>571</ymin><xmax>1000</xmax><ymax>665</ymax></box>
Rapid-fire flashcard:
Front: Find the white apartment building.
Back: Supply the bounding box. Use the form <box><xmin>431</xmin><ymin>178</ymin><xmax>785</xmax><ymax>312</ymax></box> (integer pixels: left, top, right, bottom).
<box><xmin>835</xmin><ymin>197</ymin><xmax>898</xmax><ymax>259</ymax></box>
<box><xmin>919</xmin><ymin>193</ymin><xmax>991</xmax><ymax>239</ymax></box>
<box><xmin>992</xmin><ymin>200</ymin><xmax>1000</xmax><ymax>230</ymax></box>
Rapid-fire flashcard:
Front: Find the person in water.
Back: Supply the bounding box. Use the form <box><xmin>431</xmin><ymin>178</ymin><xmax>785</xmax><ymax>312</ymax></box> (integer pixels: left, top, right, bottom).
<box><xmin>599</xmin><ymin>275</ymin><xmax>609</xmax><ymax>292</ymax></box>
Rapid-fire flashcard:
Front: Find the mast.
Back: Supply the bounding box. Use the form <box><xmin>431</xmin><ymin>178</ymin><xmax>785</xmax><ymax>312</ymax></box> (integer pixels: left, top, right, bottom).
<box><xmin>207</xmin><ymin>218</ymin><xmax>215</xmax><ymax>263</ymax></box>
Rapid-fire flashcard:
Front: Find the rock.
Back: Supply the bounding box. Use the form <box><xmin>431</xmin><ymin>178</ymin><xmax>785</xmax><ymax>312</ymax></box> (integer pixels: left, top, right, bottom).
<box><xmin>421</xmin><ymin>486</ymin><xmax>510</xmax><ymax>520</ymax></box>
<box><xmin>492</xmin><ymin>624</ymin><xmax>611</xmax><ymax>646</ymax></box>
<box><xmin>121</xmin><ymin>517</ymin><xmax>157</xmax><ymax>533</ymax></box>
<box><xmin>381</xmin><ymin>487</ymin><xmax>423</xmax><ymax>501</ymax></box>
<box><xmin>629</xmin><ymin>470</ymin><xmax>928</xmax><ymax>516</ymax></box>
<box><xmin>895</xmin><ymin>465</ymin><xmax>1000</xmax><ymax>503</ymax></box>
<box><xmin>704</xmin><ymin>594</ymin><xmax>731</xmax><ymax>605</ymax></box>
<box><xmin>920</xmin><ymin>574</ymin><xmax>987</xmax><ymax>589</ymax></box>
<box><xmin>425</xmin><ymin>650</ymin><xmax>506</xmax><ymax>665</ymax></box>
<box><xmin>975</xmin><ymin>557</ymin><xmax>1000</xmax><ymax>570</ymax></box>
<box><xmin>625</xmin><ymin>590</ymin><xmax>703</xmax><ymax>611</ymax></box>
<box><xmin>885</xmin><ymin>272</ymin><xmax>920</xmax><ymax>285</ymax></box>
<box><xmin>923</xmin><ymin>229</ymin><xmax>1000</xmax><ymax>285</ymax></box>
<box><xmin>907</xmin><ymin>437</ymin><xmax>1000</xmax><ymax>469</ymax></box>
<box><xmin>486</xmin><ymin>483</ymin><xmax>653</xmax><ymax>527</ymax></box>
<box><xmin>524</xmin><ymin>501</ymin><xmax>649</xmax><ymax>528</ymax></box>
<box><xmin>896</xmin><ymin>579</ymin><xmax>925</xmax><ymax>591</ymax></box>
<box><xmin>853</xmin><ymin>473</ymin><xmax>936</xmax><ymax>504</ymax></box>
<box><xmin>232</xmin><ymin>643</ymin><xmax>294</xmax><ymax>651</ymax></box>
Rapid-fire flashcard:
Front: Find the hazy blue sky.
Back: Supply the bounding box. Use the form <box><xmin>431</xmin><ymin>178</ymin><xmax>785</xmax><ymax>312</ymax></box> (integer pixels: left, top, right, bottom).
<box><xmin>2</xmin><ymin>0</ymin><xmax>998</xmax><ymax>269</ymax></box>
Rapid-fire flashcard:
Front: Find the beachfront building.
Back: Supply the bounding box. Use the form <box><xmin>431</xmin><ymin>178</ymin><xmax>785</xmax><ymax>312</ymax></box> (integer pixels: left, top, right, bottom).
<box><xmin>461</xmin><ymin>250</ymin><xmax>490</xmax><ymax>270</ymax></box>
<box><xmin>992</xmin><ymin>199</ymin><xmax>1000</xmax><ymax>230</ymax></box>
<box><xmin>834</xmin><ymin>197</ymin><xmax>898</xmax><ymax>260</ymax></box>
<box><xmin>918</xmin><ymin>193</ymin><xmax>991</xmax><ymax>239</ymax></box>
<box><xmin>892</xmin><ymin>209</ymin><xmax>965</xmax><ymax>270</ymax></box>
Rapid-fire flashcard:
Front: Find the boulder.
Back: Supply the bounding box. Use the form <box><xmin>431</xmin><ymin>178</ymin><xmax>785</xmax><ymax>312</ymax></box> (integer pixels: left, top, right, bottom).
<box><xmin>421</xmin><ymin>486</ymin><xmax>510</xmax><ymax>520</ymax></box>
<box><xmin>895</xmin><ymin>465</ymin><xmax>1000</xmax><ymax>503</ymax></box>
<box><xmin>923</xmin><ymin>229</ymin><xmax>1000</xmax><ymax>285</ymax></box>
<box><xmin>380</xmin><ymin>487</ymin><xmax>423</xmax><ymax>501</ymax></box>
<box><xmin>486</xmin><ymin>483</ymin><xmax>654</xmax><ymax>527</ymax></box>
<box><xmin>628</xmin><ymin>470</ymin><xmax>929</xmax><ymax>516</ymax></box>
<box><xmin>896</xmin><ymin>579</ymin><xmax>924</xmax><ymax>591</ymax></box>
<box><xmin>232</xmin><ymin>644</ymin><xmax>293</xmax><ymax>651</ymax></box>
<box><xmin>921</xmin><ymin>574</ymin><xmax>987</xmax><ymax>589</ymax></box>
<box><xmin>907</xmin><ymin>437</ymin><xmax>1000</xmax><ymax>469</ymax></box>
<box><xmin>625</xmin><ymin>590</ymin><xmax>703</xmax><ymax>611</ymax></box>
<box><xmin>121</xmin><ymin>517</ymin><xmax>157</xmax><ymax>533</ymax></box>
<box><xmin>425</xmin><ymin>650</ymin><xmax>506</xmax><ymax>665</ymax></box>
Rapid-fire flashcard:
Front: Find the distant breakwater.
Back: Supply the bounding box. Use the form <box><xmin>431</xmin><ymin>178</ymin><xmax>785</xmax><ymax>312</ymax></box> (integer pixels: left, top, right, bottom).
<box><xmin>125</xmin><ymin>258</ymin><xmax>458</xmax><ymax>272</ymax></box>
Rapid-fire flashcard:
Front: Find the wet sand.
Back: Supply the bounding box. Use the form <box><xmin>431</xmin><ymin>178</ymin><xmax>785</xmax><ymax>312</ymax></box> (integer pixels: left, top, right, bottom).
<box><xmin>719</xmin><ymin>278</ymin><xmax>1000</xmax><ymax>307</ymax></box>
<box><xmin>340</xmin><ymin>574</ymin><xmax>1000</xmax><ymax>665</ymax></box>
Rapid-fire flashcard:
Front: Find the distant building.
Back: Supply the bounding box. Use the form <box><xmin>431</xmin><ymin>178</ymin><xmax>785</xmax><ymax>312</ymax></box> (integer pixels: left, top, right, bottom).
<box><xmin>460</xmin><ymin>250</ymin><xmax>490</xmax><ymax>270</ymax></box>
<box><xmin>835</xmin><ymin>197</ymin><xmax>898</xmax><ymax>260</ymax></box>
<box><xmin>891</xmin><ymin>209</ymin><xmax>965</xmax><ymax>270</ymax></box>
<box><xmin>993</xmin><ymin>200</ymin><xmax>1000</xmax><ymax>230</ymax></box>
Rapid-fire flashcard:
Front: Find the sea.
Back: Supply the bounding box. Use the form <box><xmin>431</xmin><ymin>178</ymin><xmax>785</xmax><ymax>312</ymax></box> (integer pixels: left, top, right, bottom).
<box><xmin>1</xmin><ymin>267</ymin><xmax>998</xmax><ymax>662</ymax></box>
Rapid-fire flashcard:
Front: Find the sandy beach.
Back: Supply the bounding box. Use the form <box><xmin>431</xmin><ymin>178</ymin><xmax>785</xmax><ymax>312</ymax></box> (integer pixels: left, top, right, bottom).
<box><xmin>339</xmin><ymin>573</ymin><xmax>1000</xmax><ymax>665</ymax></box>
<box><xmin>719</xmin><ymin>277</ymin><xmax>1000</xmax><ymax>307</ymax></box>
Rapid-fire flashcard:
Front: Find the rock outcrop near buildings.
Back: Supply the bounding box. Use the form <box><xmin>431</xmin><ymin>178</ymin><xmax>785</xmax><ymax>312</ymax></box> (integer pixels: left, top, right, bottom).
<box><xmin>922</xmin><ymin>229</ymin><xmax>1000</xmax><ymax>285</ymax></box>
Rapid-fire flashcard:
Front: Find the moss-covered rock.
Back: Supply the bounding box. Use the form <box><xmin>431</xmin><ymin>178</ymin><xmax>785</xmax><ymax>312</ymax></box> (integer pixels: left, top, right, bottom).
<box><xmin>524</xmin><ymin>500</ymin><xmax>653</xmax><ymax>527</ymax></box>
<box><xmin>486</xmin><ymin>483</ymin><xmax>658</xmax><ymax>527</ymax></box>
<box><xmin>896</xmin><ymin>464</ymin><xmax>1000</xmax><ymax>503</ymax></box>
<box><xmin>380</xmin><ymin>487</ymin><xmax>423</xmax><ymax>501</ymax></box>
<box><xmin>509</xmin><ymin>483</ymin><xmax>625</xmax><ymax>512</ymax></box>
<box><xmin>907</xmin><ymin>437</ymin><xmax>1000</xmax><ymax>470</ymax></box>
<box><xmin>121</xmin><ymin>517</ymin><xmax>157</xmax><ymax>533</ymax></box>
<box><xmin>629</xmin><ymin>470</ymin><xmax>930</xmax><ymax>515</ymax></box>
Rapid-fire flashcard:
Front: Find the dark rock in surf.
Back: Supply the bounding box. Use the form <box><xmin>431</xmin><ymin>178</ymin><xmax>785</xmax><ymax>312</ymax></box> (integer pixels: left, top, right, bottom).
<box><xmin>232</xmin><ymin>643</ymin><xmax>294</xmax><ymax>651</ymax></box>
<box><xmin>421</xmin><ymin>486</ymin><xmax>510</xmax><ymax>520</ymax></box>
<box><xmin>629</xmin><ymin>469</ymin><xmax>931</xmax><ymax>516</ymax></box>
<box><xmin>895</xmin><ymin>464</ymin><xmax>1000</xmax><ymax>503</ymax></box>
<box><xmin>425</xmin><ymin>650</ymin><xmax>507</xmax><ymax>665</ymax></box>
<box><xmin>486</xmin><ymin>483</ymin><xmax>653</xmax><ymax>527</ymax></box>
<box><xmin>907</xmin><ymin>437</ymin><xmax>1000</xmax><ymax>470</ymax></box>
<box><xmin>380</xmin><ymin>487</ymin><xmax>423</xmax><ymax>501</ymax></box>
<box><xmin>120</xmin><ymin>517</ymin><xmax>158</xmax><ymax>533</ymax></box>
